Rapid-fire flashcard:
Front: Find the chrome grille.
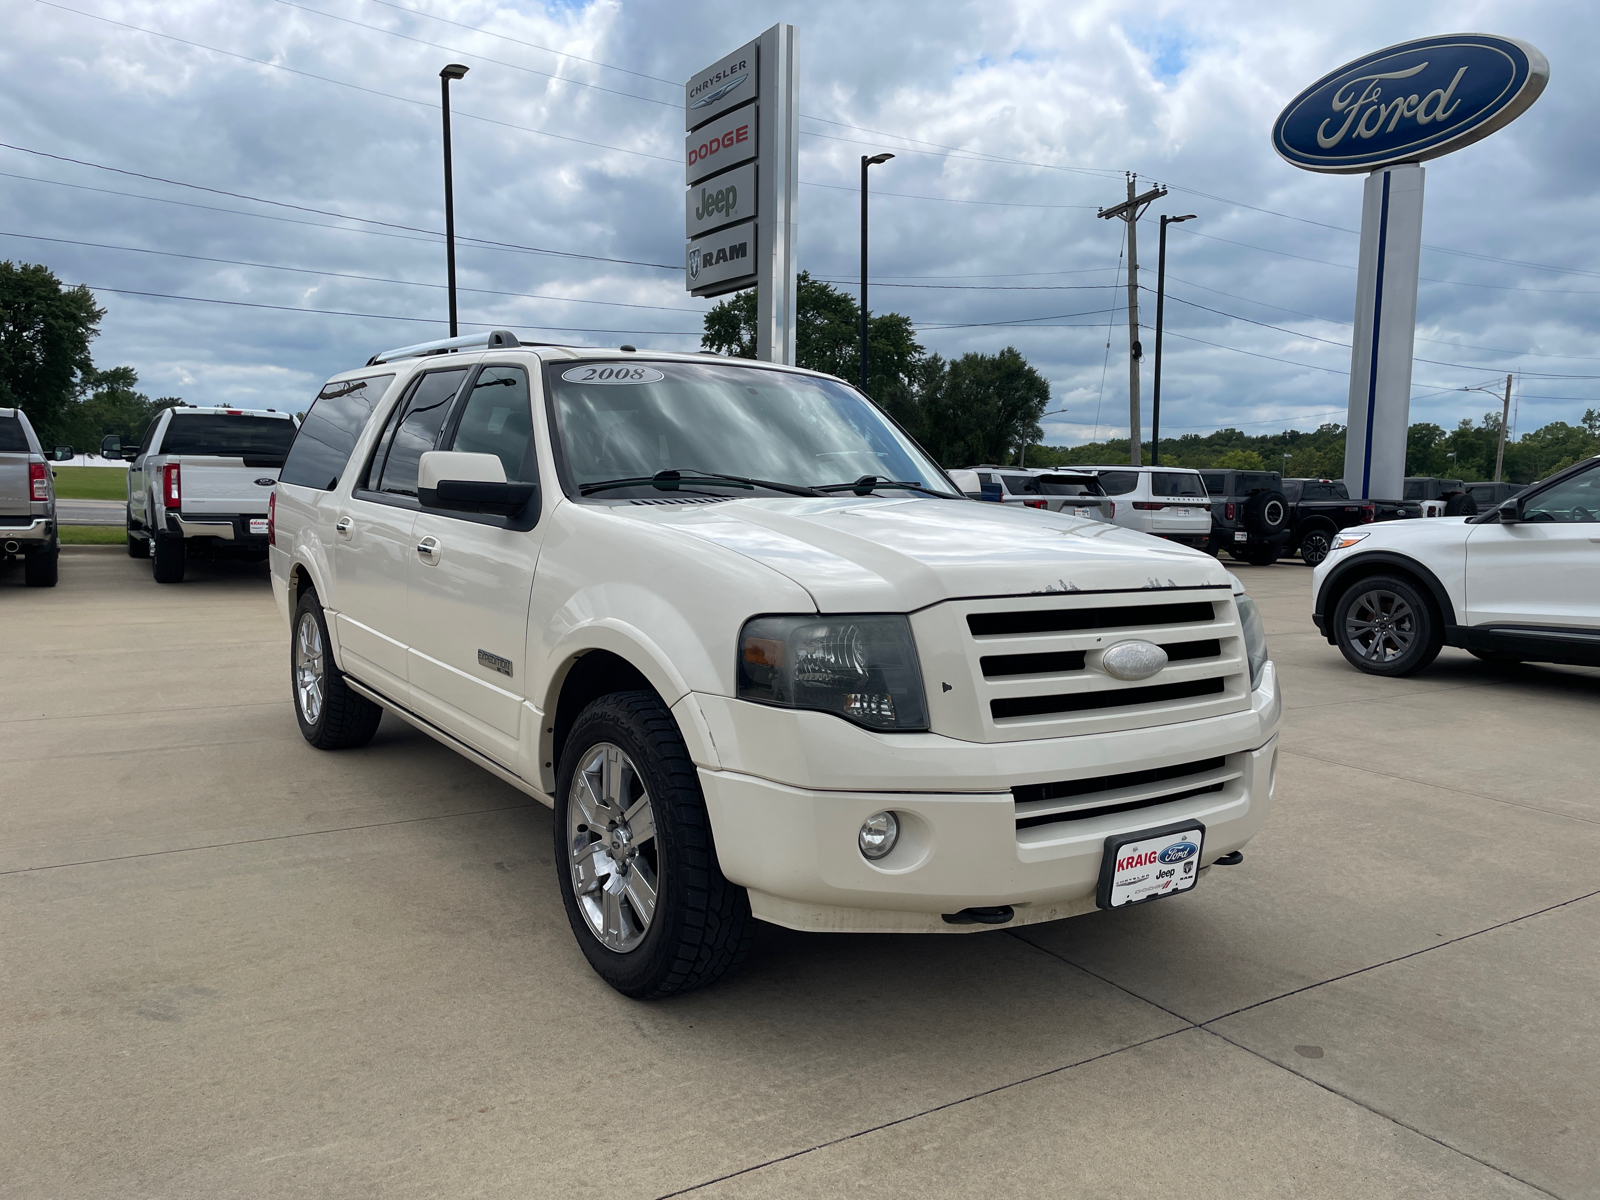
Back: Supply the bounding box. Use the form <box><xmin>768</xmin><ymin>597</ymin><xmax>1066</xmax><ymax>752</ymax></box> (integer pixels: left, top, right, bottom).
<box><xmin>912</xmin><ymin>587</ymin><xmax>1249</xmax><ymax>742</ymax></box>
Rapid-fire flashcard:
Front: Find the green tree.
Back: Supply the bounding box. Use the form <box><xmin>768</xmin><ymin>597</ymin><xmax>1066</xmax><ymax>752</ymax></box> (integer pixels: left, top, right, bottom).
<box><xmin>700</xmin><ymin>271</ymin><xmax>923</xmax><ymax>407</ymax></box>
<box><xmin>0</xmin><ymin>261</ymin><xmax>105</xmax><ymax>447</ymax></box>
<box><xmin>915</xmin><ymin>347</ymin><xmax>1050</xmax><ymax>466</ymax></box>
<box><xmin>59</xmin><ymin>366</ymin><xmax>172</xmax><ymax>454</ymax></box>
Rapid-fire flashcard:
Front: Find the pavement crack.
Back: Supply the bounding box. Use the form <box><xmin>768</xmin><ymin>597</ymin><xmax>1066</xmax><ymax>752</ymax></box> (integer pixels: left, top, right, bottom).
<box><xmin>0</xmin><ymin>803</ymin><xmax>540</xmax><ymax>875</ymax></box>
<box><xmin>651</xmin><ymin>1027</ymin><xmax>1188</xmax><ymax>1200</ymax></box>
<box><xmin>1200</xmin><ymin>1026</ymin><xmax>1565</xmax><ymax>1199</ymax></box>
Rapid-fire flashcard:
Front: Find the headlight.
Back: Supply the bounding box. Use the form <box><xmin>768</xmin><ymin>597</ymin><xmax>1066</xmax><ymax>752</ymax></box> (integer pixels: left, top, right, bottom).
<box><xmin>1331</xmin><ymin>531</ymin><xmax>1370</xmax><ymax>551</ymax></box>
<box><xmin>1234</xmin><ymin>593</ymin><xmax>1269</xmax><ymax>690</ymax></box>
<box><xmin>738</xmin><ymin>614</ymin><xmax>929</xmax><ymax>731</ymax></box>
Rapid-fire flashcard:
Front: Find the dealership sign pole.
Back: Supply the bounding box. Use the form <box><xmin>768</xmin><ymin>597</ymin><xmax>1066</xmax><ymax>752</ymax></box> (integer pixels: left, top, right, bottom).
<box><xmin>684</xmin><ymin>25</ymin><xmax>798</xmax><ymax>365</ymax></box>
<box><xmin>1272</xmin><ymin>34</ymin><xmax>1547</xmax><ymax>502</ymax></box>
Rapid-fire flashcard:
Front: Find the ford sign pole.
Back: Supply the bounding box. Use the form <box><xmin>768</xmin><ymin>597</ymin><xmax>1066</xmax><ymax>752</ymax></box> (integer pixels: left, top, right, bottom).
<box><xmin>1271</xmin><ymin>35</ymin><xmax>1548</xmax><ymax>503</ymax></box>
<box><xmin>684</xmin><ymin>25</ymin><xmax>798</xmax><ymax>365</ymax></box>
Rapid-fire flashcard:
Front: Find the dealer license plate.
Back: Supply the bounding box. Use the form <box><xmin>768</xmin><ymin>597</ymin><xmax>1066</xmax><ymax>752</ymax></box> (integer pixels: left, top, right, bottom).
<box><xmin>1096</xmin><ymin>822</ymin><xmax>1205</xmax><ymax>909</ymax></box>
<box><xmin>248</xmin><ymin>519</ymin><xmax>269</xmax><ymax>535</ymax></box>
<box><xmin>1234</xmin><ymin>530</ymin><xmax>1249</xmax><ymax>542</ymax></box>
<box><xmin>1174</xmin><ymin>508</ymin><xmax>1194</xmax><ymax>518</ymax></box>
<box><xmin>1073</xmin><ymin>507</ymin><xmax>1093</xmax><ymax>518</ymax></box>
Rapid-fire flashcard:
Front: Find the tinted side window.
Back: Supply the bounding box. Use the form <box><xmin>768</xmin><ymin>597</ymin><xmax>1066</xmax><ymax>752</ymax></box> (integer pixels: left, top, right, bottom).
<box><xmin>1522</xmin><ymin>464</ymin><xmax>1600</xmax><ymax>523</ymax></box>
<box><xmin>1238</xmin><ymin>472</ymin><xmax>1276</xmax><ymax>493</ymax></box>
<box><xmin>1403</xmin><ymin>480</ymin><xmax>1424</xmax><ymax>500</ymax></box>
<box><xmin>1000</xmin><ymin>473</ymin><xmax>1039</xmax><ymax>495</ymax></box>
<box><xmin>1200</xmin><ymin>472</ymin><xmax>1226</xmax><ymax>495</ymax></box>
<box><xmin>447</xmin><ymin>367</ymin><xmax>536</xmax><ymax>482</ymax></box>
<box><xmin>1096</xmin><ymin>471</ymin><xmax>1139</xmax><ymax>496</ymax></box>
<box><xmin>280</xmin><ymin>374</ymin><xmax>394</xmax><ymax>490</ymax></box>
<box><xmin>0</xmin><ymin>417</ymin><xmax>27</xmax><ymax>452</ymax></box>
<box><xmin>1152</xmin><ymin>471</ymin><xmax>1204</xmax><ymax>498</ymax></box>
<box><xmin>138</xmin><ymin>416</ymin><xmax>163</xmax><ymax>456</ymax></box>
<box><xmin>375</xmin><ymin>369</ymin><xmax>467</xmax><ymax>497</ymax></box>
<box><xmin>1301</xmin><ymin>482</ymin><xmax>1344</xmax><ymax>500</ymax></box>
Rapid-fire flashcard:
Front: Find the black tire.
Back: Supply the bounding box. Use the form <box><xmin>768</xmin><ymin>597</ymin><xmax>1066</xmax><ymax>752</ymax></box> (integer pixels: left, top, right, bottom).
<box><xmin>1228</xmin><ymin>544</ymin><xmax>1279</xmax><ymax>566</ymax></box>
<box><xmin>291</xmin><ymin>589</ymin><xmax>383</xmax><ymax>750</ymax></box>
<box><xmin>554</xmin><ymin>690</ymin><xmax>754</xmax><ymax>999</ymax></box>
<box><xmin>1298</xmin><ymin>526</ymin><xmax>1335</xmax><ymax>567</ymax></box>
<box><xmin>151</xmin><ymin>532</ymin><xmax>185</xmax><ymax>583</ymax></box>
<box><xmin>1443</xmin><ymin>492</ymin><xmax>1478</xmax><ymax>516</ymax></box>
<box><xmin>24</xmin><ymin>543</ymin><xmax>59</xmax><ymax>587</ymax></box>
<box><xmin>1244</xmin><ymin>490</ymin><xmax>1290</xmax><ymax>536</ymax></box>
<box><xmin>1332</xmin><ymin>574</ymin><xmax>1442</xmax><ymax>676</ymax></box>
<box><xmin>126</xmin><ymin>507</ymin><xmax>144</xmax><ymax>557</ymax></box>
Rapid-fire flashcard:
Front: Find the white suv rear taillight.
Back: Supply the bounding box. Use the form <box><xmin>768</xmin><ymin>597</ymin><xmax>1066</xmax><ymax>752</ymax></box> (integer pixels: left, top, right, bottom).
<box><xmin>29</xmin><ymin>462</ymin><xmax>48</xmax><ymax>501</ymax></box>
<box><xmin>163</xmin><ymin>463</ymin><xmax>181</xmax><ymax>508</ymax></box>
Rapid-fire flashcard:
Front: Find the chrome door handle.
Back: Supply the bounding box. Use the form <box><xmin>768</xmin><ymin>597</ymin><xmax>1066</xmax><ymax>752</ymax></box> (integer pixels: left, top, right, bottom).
<box><xmin>416</xmin><ymin>535</ymin><xmax>441</xmax><ymax>565</ymax></box>
<box><xmin>335</xmin><ymin>516</ymin><xmax>353</xmax><ymax>539</ymax></box>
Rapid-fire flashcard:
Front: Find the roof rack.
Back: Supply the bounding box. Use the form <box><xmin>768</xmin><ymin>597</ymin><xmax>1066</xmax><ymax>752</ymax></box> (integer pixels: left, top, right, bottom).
<box><xmin>367</xmin><ymin>329</ymin><xmax>524</xmax><ymax>366</ymax></box>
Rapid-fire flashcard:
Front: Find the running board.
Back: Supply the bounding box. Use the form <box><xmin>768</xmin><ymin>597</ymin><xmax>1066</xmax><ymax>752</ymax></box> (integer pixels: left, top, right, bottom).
<box><xmin>342</xmin><ymin>676</ymin><xmax>553</xmax><ymax>809</ymax></box>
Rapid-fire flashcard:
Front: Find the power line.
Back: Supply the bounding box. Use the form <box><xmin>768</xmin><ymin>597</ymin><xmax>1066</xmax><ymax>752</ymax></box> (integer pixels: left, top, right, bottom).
<box><xmin>0</xmin><ymin>229</ymin><xmax>701</xmax><ymax>312</ymax></box>
<box><xmin>0</xmin><ymin>143</ymin><xmax>679</xmax><ymax>270</ymax></box>
<box><xmin>74</xmin><ymin>282</ymin><xmax>700</xmax><ymax>335</ymax></box>
<box><xmin>36</xmin><ymin>0</ymin><xmax>680</xmax><ymax>164</ymax></box>
<box><xmin>816</xmin><ymin>278</ymin><xmax>1120</xmax><ymax>292</ymax></box>
<box><xmin>803</xmin><ymin>180</ymin><xmax>1098</xmax><ymax>210</ymax></box>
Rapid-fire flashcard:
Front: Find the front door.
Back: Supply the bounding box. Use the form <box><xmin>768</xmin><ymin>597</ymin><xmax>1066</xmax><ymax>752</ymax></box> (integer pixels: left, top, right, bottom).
<box><xmin>404</xmin><ymin>364</ymin><xmax>544</xmax><ymax>767</ymax></box>
<box><xmin>332</xmin><ymin>366</ymin><xmax>468</xmax><ymax>701</ymax></box>
<box><xmin>1464</xmin><ymin>461</ymin><xmax>1600</xmax><ymax>630</ymax></box>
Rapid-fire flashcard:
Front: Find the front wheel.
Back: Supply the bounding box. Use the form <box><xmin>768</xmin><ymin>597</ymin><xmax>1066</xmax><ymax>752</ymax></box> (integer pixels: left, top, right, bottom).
<box><xmin>1333</xmin><ymin>575</ymin><xmax>1442</xmax><ymax>676</ymax></box>
<box><xmin>555</xmin><ymin>691</ymin><xmax>753</xmax><ymax>999</ymax></box>
<box><xmin>291</xmin><ymin>589</ymin><xmax>383</xmax><ymax>749</ymax></box>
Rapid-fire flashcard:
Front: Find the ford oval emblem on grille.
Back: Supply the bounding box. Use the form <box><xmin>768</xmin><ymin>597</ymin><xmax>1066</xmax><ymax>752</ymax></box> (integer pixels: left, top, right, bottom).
<box><xmin>1102</xmin><ymin>640</ymin><xmax>1167</xmax><ymax>681</ymax></box>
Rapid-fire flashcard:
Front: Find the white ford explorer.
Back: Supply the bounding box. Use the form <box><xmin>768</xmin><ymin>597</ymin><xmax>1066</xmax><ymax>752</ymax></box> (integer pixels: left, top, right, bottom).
<box><xmin>269</xmin><ymin>331</ymin><xmax>1281</xmax><ymax>998</ymax></box>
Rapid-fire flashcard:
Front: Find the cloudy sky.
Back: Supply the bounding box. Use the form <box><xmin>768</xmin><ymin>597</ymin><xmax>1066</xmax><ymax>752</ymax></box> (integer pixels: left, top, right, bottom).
<box><xmin>2</xmin><ymin>0</ymin><xmax>1596</xmax><ymax>446</ymax></box>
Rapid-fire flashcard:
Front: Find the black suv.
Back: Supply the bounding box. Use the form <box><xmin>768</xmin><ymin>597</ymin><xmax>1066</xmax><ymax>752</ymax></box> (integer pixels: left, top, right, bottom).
<box><xmin>1200</xmin><ymin>469</ymin><xmax>1291</xmax><ymax>565</ymax></box>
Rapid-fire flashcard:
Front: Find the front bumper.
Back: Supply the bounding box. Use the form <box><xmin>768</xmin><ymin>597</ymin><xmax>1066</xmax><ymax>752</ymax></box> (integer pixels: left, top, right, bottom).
<box><xmin>696</xmin><ymin>663</ymin><xmax>1281</xmax><ymax>933</ymax></box>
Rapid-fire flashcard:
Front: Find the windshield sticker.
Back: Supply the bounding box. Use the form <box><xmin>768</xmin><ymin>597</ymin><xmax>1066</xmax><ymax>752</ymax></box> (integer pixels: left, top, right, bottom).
<box><xmin>561</xmin><ymin>366</ymin><xmax>666</xmax><ymax>385</ymax></box>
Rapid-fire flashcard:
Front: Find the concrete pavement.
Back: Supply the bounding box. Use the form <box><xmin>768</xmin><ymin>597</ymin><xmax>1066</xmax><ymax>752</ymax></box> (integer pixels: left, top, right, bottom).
<box><xmin>2</xmin><ymin>548</ymin><xmax>1596</xmax><ymax>1198</ymax></box>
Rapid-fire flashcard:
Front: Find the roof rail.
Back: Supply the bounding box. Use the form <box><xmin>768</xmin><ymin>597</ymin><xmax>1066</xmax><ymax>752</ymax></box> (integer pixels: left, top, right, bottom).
<box><xmin>367</xmin><ymin>329</ymin><xmax>522</xmax><ymax>366</ymax></box>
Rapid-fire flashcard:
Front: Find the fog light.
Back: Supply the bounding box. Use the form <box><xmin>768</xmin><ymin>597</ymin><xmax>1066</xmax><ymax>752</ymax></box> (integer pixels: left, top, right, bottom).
<box><xmin>858</xmin><ymin>811</ymin><xmax>899</xmax><ymax>861</ymax></box>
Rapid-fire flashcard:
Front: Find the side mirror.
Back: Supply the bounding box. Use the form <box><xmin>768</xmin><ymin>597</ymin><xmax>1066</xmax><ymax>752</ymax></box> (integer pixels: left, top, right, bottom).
<box><xmin>417</xmin><ymin>451</ymin><xmax>539</xmax><ymax>530</ymax></box>
<box><xmin>50</xmin><ymin>446</ymin><xmax>74</xmax><ymax>461</ymax></box>
<box><xmin>1496</xmin><ymin>497</ymin><xmax>1523</xmax><ymax>525</ymax></box>
<box><xmin>100</xmin><ymin>435</ymin><xmax>122</xmax><ymax>460</ymax></box>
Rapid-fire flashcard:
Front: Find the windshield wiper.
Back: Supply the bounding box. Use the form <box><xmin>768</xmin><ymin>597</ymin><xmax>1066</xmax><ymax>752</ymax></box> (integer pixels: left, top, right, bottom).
<box><xmin>580</xmin><ymin>469</ymin><xmax>823</xmax><ymax>498</ymax></box>
<box><xmin>814</xmin><ymin>475</ymin><xmax>955</xmax><ymax>498</ymax></box>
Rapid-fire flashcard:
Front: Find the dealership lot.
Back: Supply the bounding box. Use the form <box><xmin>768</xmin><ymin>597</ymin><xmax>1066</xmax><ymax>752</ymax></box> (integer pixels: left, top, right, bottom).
<box><xmin>3</xmin><ymin>548</ymin><xmax>1596</xmax><ymax>1199</ymax></box>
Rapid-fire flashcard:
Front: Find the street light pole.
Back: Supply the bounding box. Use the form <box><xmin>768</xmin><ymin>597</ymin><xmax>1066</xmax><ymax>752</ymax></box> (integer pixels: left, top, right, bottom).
<box><xmin>440</xmin><ymin>63</ymin><xmax>469</xmax><ymax>337</ymax></box>
<box><xmin>860</xmin><ymin>153</ymin><xmax>894</xmax><ymax>395</ymax></box>
<box><xmin>1151</xmin><ymin>213</ymin><xmax>1195</xmax><ymax>467</ymax></box>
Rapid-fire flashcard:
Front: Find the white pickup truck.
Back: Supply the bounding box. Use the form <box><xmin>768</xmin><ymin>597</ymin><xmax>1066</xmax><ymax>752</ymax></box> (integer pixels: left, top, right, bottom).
<box><xmin>105</xmin><ymin>405</ymin><xmax>298</xmax><ymax>583</ymax></box>
<box><xmin>270</xmin><ymin>332</ymin><xmax>1281</xmax><ymax>998</ymax></box>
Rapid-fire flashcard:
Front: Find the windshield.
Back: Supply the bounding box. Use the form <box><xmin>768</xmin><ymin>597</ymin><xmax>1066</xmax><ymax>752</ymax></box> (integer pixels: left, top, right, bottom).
<box><xmin>162</xmin><ymin>414</ymin><xmax>297</xmax><ymax>464</ymax></box>
<box><xmin>548</xmin><ymin>360</ymin><xmax>953</xmax><ymax>498</ymax></box>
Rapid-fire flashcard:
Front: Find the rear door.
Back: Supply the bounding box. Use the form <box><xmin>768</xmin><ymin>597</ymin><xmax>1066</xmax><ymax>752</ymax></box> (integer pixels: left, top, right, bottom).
<box><xmin>0</xmin><ymin>414</ymin><xmax>31</xmax><ymax>520</ymax></box>
<box><xmin>1465</xmin><ymin>461</ymin><xmax>1600</xmax><ymax>630</ymax></box>
<box><xmin>404</xmin><ymin>364</ymin><xmax>544</xmax><ymax>764</ymax></box>
<box><xmin>1148</xmin><ymin>470</ymin><xmax>1209</xmax><ymax>534</ymax></box>
<box><xmin>332</xmin><ymin>366</ymin><xmax>468</xmax><ymax>700</ymax></box>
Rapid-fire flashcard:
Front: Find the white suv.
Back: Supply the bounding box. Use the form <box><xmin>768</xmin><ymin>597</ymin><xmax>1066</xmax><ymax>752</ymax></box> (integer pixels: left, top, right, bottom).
<box><xmin>270</xmin><ymin>332</ymin><xmax>1281</xmax><ymax>998</ymax></box>
<box><xmin>1072</xmin><ymin>466</ymin><xmax>1213</xmax><ymax>549</ymax></box>
<box><xmin>1312</xmin><ymin>456</ymin><xmax>1600</xmax><ymax>674</ymax></box>
<box><xmin>966</xmin><ymin>466</ymin><xmax>1113</xmax><ymax>520</ymax></box>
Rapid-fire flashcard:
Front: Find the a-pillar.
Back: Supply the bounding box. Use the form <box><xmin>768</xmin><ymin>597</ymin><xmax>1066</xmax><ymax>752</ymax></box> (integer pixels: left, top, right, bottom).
<box><xmin>1343</xmin><ymin>163</ymin><xmax>1424</xmax><ymax>501</ymax></box>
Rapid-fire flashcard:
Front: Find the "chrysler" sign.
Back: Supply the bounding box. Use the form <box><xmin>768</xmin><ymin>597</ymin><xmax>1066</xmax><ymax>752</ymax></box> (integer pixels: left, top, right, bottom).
<box><xmin>1273</xmin><ymin>34</ymin><xmax>1548</xmax><ymax>174</ymax></box>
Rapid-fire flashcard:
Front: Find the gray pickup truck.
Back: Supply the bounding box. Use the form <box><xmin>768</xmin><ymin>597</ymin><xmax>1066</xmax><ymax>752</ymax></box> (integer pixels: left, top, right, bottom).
<box><xmin>104</xmin><ymin>405</ymin><xmax>298</xmax><ymax>583</ymax></box>
<box><xmin>0</xmin><ymin>407</ymin><xmax>69</xmax><ymax>587</ymax></box>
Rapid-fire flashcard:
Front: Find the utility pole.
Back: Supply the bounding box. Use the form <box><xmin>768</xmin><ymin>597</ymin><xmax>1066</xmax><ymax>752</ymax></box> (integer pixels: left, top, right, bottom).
<box><xmin>1494</xmin><ymin>374</ymin><xmax>1513</xmax><ymax>483</ymax></box>
<box><xmin>1098</xmin><ymin>174</ymin><xmax>1167</xmax><ymax>466</ymax></box>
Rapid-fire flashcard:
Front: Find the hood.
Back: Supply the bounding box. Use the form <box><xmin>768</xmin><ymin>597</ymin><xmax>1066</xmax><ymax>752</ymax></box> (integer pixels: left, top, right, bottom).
<box><xmin>609</xmin><ymin>496</ymin><xmax>1229</xmax><ymax>611</ymax></box>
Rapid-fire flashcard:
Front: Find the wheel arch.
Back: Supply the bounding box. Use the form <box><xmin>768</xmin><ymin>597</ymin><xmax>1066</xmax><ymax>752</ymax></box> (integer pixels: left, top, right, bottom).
<box><xmin>1316</xmin><ymin>551</ymin><xmax>1459</xmax><ymax>645</ymax></box>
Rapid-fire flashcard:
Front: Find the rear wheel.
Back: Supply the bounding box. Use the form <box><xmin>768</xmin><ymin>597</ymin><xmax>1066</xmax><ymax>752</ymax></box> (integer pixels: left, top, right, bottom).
<box><xmin>1229</xmin><ymin>544</ymin><xmax>1279</xmax><ymax>566</ymax></box>
<box><xmin>151</xmin><ymin>532</ymin><xmax>185</xmax><ymax>583</ymax></box>
<box><xmin>24</xmin><ymin>542</ymin><xmax>58</xmax><ymax>587</ymax></box>
<box><xmin>291</xmin><ymin>589</ymin><xmax>383</xmax><ymax>749</ymax></box>
<box><xmin>1299</xmin><ymin>527</ymin><xmax>1334</xmax><ymax>566</ymax></box>
<box><xmin>555</xmin><ymin>691</ymin><xmax>753</xmax><ymax>999</ymax></box>
<box><xmin>1333</xmin><ymin>575</ymin><xmax>1442</xmax><ymax>676</ymax></box>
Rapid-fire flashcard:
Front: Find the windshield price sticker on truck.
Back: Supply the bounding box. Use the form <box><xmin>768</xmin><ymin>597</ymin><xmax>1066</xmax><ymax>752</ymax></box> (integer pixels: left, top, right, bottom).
<box><xmin>559</xmin><ymin>366</ymin><xmax>666</xmax><ymax>386</ymax></box>
<box><xmin>1097</xmin><ymin>823</ymin><xmax>1205</xmax><ymax>909</ymax></box>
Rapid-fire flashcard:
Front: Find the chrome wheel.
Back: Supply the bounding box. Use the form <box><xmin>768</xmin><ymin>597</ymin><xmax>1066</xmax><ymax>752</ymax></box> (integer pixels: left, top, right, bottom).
<box><xmin>1344</xmin><ymin>588</ymin><xmax>1416</xmax><ymax>663</ymax></box>
<box><xmin>294</xmin><ymin>611</ymin><xmax>326</xmax><ymax>725</ymax></box>
<box><xmin>567</xmin><ymin>742</ymin><xmax>660</xmax><ymax>953</ymax></box>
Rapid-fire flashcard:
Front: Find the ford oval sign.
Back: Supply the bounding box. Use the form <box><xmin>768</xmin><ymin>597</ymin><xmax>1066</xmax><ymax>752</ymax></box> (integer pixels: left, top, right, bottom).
<box><xmin>1273</xmin><ymin>34</ymin><xmax>1548</xmax><ymax>174</ymax></box>
<box><xmin>1158</xmin><ymin>841</ymin><xmax>1199</xmax><ymax>865</ymax></box>
<box><xmin>1101</xmin><ymin>640</ymin><xmax>1168</xmax><ymax>682</ymax></box>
